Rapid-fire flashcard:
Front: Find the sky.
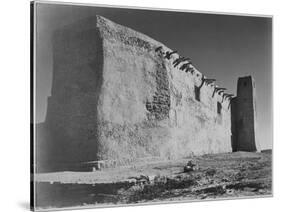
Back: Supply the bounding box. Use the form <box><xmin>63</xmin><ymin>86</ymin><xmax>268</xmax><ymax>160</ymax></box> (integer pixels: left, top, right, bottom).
<box><xmin>35</xmin><ymin>3</ymin><xmax>272</xmax><ymax>149</ymax></box>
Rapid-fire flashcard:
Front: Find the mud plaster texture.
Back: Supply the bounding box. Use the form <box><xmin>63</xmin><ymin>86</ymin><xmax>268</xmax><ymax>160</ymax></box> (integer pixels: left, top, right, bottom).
<box><xmin>96</xmin><ymin>16</ymin><xmax>232</xmax><ymax>164</ymax></box>
<box><xmin>37</xmin><ymin>16</ymin><xmax>258</xmax><ymax>171</ymax></box>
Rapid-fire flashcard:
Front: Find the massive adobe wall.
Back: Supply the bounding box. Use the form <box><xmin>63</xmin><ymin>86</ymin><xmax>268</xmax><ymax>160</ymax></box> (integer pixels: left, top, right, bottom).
<box><xmin>96</xmin><ymin>16</ymin><xmax>232</xmax><ymax>163</ymax></box>
<box><xmin>40</xmin><ymin>15</ymin><xmax>232</xmax><ymax>170</ymax></box>
<box><xmin>39</xmin><ymin>17</ymin><xmax>103</xmax><ymax>170</ymax></box>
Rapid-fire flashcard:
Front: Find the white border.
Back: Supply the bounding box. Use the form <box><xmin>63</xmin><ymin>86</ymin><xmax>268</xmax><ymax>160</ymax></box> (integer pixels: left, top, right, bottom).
<box><xmin>0</xmin><ymin>0</ymin><xmax>279</xmax><ymax>212</ymax></box>
<box><xmin>34</xmin><ymin>0</ymin><xmax>273</xmax><ymax>18</ymax></box>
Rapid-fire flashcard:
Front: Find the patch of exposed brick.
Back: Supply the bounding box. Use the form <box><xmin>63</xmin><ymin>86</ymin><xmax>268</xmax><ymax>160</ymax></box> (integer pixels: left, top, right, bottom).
<box><xmin>146</xmin><ymin>62</ymin><xmax>170</xmax><ymax>120</ymax></box>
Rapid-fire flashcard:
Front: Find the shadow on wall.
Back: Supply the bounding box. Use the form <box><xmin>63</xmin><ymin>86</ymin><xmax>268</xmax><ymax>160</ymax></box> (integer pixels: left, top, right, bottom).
<box><xmin>230</xmin><ymin>97</ymin><xmax>237</xmax><ymax>152</ymax></box>
<box><xmin>231</xmin><ymin>76</ymin><xmax>259</xmax><ymax>152</ymax></box>
<box><xmin>36</xmin><ymin>17</ymin><xmax>104</xmax><ymax>172</ymax></box>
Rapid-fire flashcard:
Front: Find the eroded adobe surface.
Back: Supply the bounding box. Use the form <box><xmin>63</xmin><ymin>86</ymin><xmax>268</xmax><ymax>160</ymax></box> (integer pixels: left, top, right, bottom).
<box><xmin>96</xmin><ymin>16</ymin><xmax>232</xmax><ymax>164</ymax></box>
<box><xmin>38</xmin><ymin>16</ymin><xmax>237</xmax><ymax>170</ymax></box>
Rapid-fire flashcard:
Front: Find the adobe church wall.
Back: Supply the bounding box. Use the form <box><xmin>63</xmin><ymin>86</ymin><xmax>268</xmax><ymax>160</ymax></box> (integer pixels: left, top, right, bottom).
<box><xmin>40</xmin><ymin>17</ymin><xmax>103</xmax><ymax>169</ymax></box>
<box><xmin>39</xmin><ymin>15</ymin><xmax>233</xmax><ymax>170</ymax></box>
<box><xmin>96</xmin><ymin>16</ymin><xmax>232</xmax><ymax>164</ymax></box>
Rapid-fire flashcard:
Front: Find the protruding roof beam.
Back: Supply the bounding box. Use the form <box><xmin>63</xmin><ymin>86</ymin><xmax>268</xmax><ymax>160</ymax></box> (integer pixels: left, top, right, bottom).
<box><xmin>173</xmin><ymin>57</ymin><xmax>187</xmax><ymax>67</ymax></box>
<box><xmin>218</xmin><ymin>90</ymin><xmax>225</xmax><ymax>95</ymax></box>
<box><xmin>190</xmin><ymin>68</ymin><xmax>195</xmax><ymax>74</ymax></box>
<box><xmin>228</xmin><ymin>97</ymin><xmax>234</xmax><ymax>109</ymax></box>
<box><xmin>224</xmin><ymin>94</ymin><xmax>234</xmax><ymax>99</ymax></box>
<box><xmin>185</xmin><ymin>65</ymin><xmax>194</xmax><ymax>73</ymax></box>
<box><xmin>204</xmin><ymin>78</ymin><xmax>216</xmax><ymax>83</ymax></box>
<box><xmin>179</xmin><ymin>62</ymin><xmax>192</xmax><ymax>71</ymax></box>
<box><xmin>165</xmin><ymin>50</ymin><xmax>178</xmax><ymax>59</ymax></box>
<box><xmin>205</xmin><ymin>79</ymin><xmax>216</xmax><ymax>81</ymax></box>
<box><xmin>198</xmin><ymin>75</ymin><xmax>206</xmax><ymax>88</ymax></box>
<box><xmin>214</xmin><ymin>87</ymin><xmax>226</xmax><ymax>92</ymax></box>
<box><xmin>223</xmin><ymin>93</ymin><xmax>229</xmax><ymax>98</ymax></box>
<box><xmin>212</xmin><ymin>87</ymin><xmax>226</xmax><ymax>97</ymax></box>
<box><xmin>223</xmin><ymin>94</ymin><xmax>234</xmax><ymax>106</ymax></box>
<box><xmin>155</xmin><ymin>46</ymin><xmax>163</xmax><ymax>52</ymax></box>
<box><xmin>172</xmin><ymin>57</ymin><xmax>181</xmax><ymax>65</ymax></box>
<box><xmin>204</xmin><ymin>79</ymin><xmax>216</xmax><ymax>86</ymax></box>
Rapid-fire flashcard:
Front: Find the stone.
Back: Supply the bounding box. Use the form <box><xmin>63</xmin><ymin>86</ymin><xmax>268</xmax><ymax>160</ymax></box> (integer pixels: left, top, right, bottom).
<box><xmin>184</xmin><ymin>165</ymin><xmax>194</xmax><ymax>173</ymax></box>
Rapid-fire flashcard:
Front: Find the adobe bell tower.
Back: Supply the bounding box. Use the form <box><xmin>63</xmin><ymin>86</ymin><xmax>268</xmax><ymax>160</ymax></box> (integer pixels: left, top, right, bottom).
<box><xmin>231</xmin><ymin>76</ymin><xmax>260</xmax><ymax>152</ymax></box>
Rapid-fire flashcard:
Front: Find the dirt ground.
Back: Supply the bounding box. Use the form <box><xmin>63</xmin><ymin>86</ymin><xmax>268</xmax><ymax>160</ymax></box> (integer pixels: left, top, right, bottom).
<box><xmin>34</xmin><ymin>151</ymin><xmax>272</xmax><ymax>209</ymax></box>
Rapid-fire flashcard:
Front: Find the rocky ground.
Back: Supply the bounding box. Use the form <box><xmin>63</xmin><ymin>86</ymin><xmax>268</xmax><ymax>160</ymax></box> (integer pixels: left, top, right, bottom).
<box><xmin>34</xmin><ymin>151</ymin><xmax>272</xmax><ymax>210</ymax></box>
